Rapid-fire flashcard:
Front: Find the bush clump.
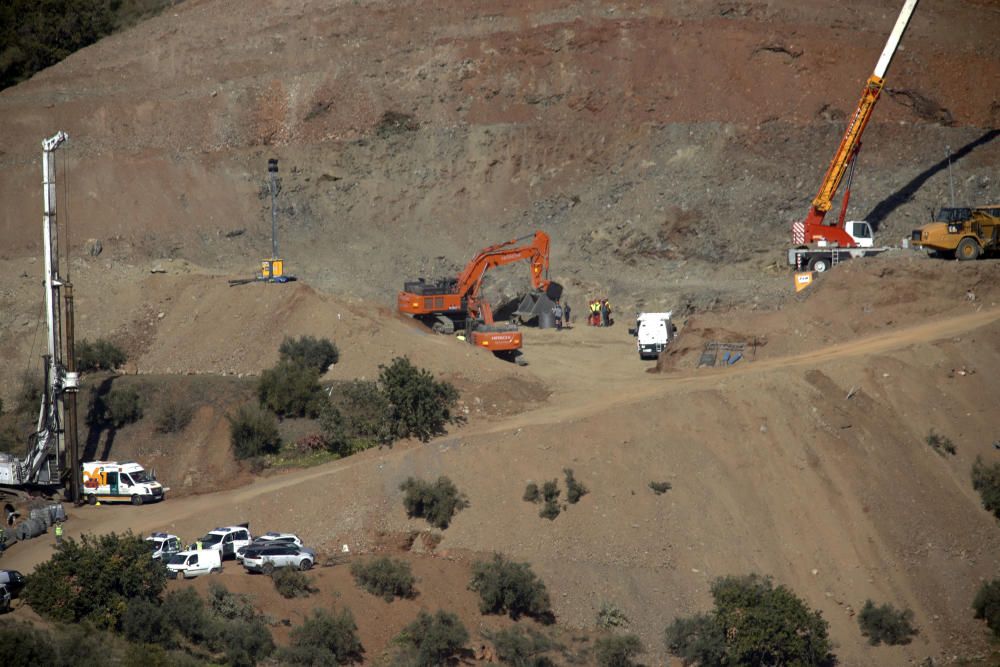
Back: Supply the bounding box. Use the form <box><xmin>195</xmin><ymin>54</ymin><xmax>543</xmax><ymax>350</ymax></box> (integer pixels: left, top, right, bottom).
<box><xmin>279</xmin><ymin>335</ymin><xmax>340</xmax><ymax>373</ymax></box>
<box><xmin>858</xmin><ymin>600</ymin><xmax>919</xmax><ymax>646</ymax></box>
<box><xmin>278</xmin><ymin>607</ymin><xmax>364</xmax><ymax>666</ymax></box>
<box><xmin>271</xmin><ymin>567</ymin><xmax>316</xmax><ymax>599</ymax></box>
<box><xmin>394</xmin><ymin>610</ymin><xmax>468</xmax><ymax>667</ymax></box>
<box><xmin>400</xmin><ymin>476</ymin><xmax>469</xmax><ymax>530</ymax></box>
<box><xmin>595</xmin><ymin>634</ymin><xmax>644</xmax><ymax>667</ymax></box>
<box><xmin>665</xmin><ymin>574</ymin><xmax>835</xmax><ymax>667</ymax></box>
<box><xmin>486</xmin><ymin>626</ymin><xmax>556</xmax><ymax>667</ymax></box>
<box><xmin>469</xmin><ymin>553</ymin><xmax>553</xmax><ymax>621</ymax></box>
<box><xmin>228</xmin><ymin>404</ymin><xmax>281</xmax><ymax>460</ymax></box>
<box><xmin>972</xmin><ymin>456</ymin><xmax>1000</xmax><ymax>521</ymax></box>
<box><xmin>350</xmin><ymin>556</ymin><xmax>416</xmax><ymax>602</ymax></box>
<box><xmin>24</xmin><ymin>531</ymin><xmax>165</xmax><ymax>628</ymax></box>
<box><xmin>649</xmin><ymin>481</ymin><xmax>672</xmax><ymax>495</ymax></box>
<box><xmin>321</xmin><ymin>380</ymin><xmax>394</xmax><ymax>456</ymax></box>
<box><xmin>76</xmin><ymin>338</ymin><xmax>127</xmax><ymax>372</ymax></box>
<box><xmin>926</xmin><ymin>429</ymin><xmax>956</xmax><ymax>456</ymax></box>
<box><xmin>597</xmin><ymin>602</ymin><xmax>630</xmax><ymax>629</ymax></box>
<box><xmin>88</xmin><ymin>386</ymin><xmax>144</xmax><ymax>428</ymax></box>
<box><xmin>258</xmin><ymin>360</ymin><xmax>326</xmax><ymax>418</ymax></box>
<box><xmin>973</xmin><ymin>579</ymin><xmax>1000</xmax><ymax>638</ymax></box>
<box><xmin>379</xmin><ymin>356</ymin><xmax>459</xmax><ymax>441</ymax></box>
<box><xmin>564</xmin><ymin>468</ymin><xmax>588</xmax><ymax>504</ymax></box>
<box><xmin>523</xmin><ymin>482</ymin><xmax>541</xmax><ymax>503</ymax></box>
<box><xmin>540</xmin><ymin>479</ymin><xmax>560</xmax><ymax>520</ymax></box>
<box><xmin>155</xmin><ymin>399</ymin><xmax>194</xmax><ymax>433</ymax></box>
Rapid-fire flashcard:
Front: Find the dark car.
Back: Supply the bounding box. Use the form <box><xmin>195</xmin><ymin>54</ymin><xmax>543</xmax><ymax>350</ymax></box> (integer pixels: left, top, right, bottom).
<box><xmin>0</xmin><ymin>570</ymin><xmax>26</xmax><ymax>597</ymax></box>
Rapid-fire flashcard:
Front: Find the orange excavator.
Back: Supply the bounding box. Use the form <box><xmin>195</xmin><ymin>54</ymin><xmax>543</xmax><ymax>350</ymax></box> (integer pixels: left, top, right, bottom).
<box><xmin>398</xmin><ymin>231</ymin><xmax>552</xmax><ymax>358</ymax></box>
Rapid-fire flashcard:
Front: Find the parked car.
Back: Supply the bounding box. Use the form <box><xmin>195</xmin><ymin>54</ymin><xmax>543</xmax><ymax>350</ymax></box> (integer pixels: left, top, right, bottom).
<box><xmin>242</xmin><ymin>544</ymin><xmax>316</xmax><ymax>573</ymax></box>
<box><xmin>0</xmin><ymin>584</ymin><xmax>10</xmax><ymax>613</ymax></box>
<box><xmin>191</xmin><ymin>525</ymin><xmax>252</xmax><ymax>560</ymax></box>
<box><xmin>236</xmin><ymin>532</ymin><xmax>304</xmax><ymax>563</ymax></box>
<box><xmin>146</xmin><ymin>532</ymin><xmax>183</xmax><ymax>561</ymax></box>
<box><xmin>0</xmin><ymin>570</ymin><xmax>25</xmax><ymax>597</ymax></box>
<box><xmin>165</xmin><ymin>549</ymin><xmax>223</xmax><ymax>579</ymax></box>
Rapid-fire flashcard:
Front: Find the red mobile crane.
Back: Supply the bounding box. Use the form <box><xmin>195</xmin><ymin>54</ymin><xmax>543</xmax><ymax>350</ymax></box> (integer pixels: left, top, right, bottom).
<box><xmin>398</xmin><ymin>231</ymin><xmax>552</xmax><ymax>355</ymax></box>
<box><xmin>788</xmin><ymin>0</ymin><xmax>919</xmax><ymax>273</ymax></box>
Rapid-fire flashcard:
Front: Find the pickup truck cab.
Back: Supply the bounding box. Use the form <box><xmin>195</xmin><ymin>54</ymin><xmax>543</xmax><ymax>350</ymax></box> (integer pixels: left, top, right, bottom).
<box><xmin>193</xmin><ymin>525</ymin><xmax>252</xmax><ymax>560</ymax></box>
<box><xmin>165</xmin><ymin>549</ymin><xmax>222</xmax><ymax>579</ymax></box>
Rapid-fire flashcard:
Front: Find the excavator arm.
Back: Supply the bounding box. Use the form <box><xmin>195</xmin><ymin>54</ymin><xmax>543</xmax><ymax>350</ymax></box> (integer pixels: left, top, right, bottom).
<box><xmin>793</xmin><ymin>0</ymin><xmax>919</xmax><ymax>247</ymax></box>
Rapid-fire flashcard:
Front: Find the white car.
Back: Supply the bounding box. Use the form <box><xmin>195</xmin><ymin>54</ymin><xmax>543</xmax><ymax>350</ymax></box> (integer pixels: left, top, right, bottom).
<box><xmin>146</xmin><ymin>532</ymin><xmax>182</xmax><ymax>560</ymax></box>
<box><xmin>165</xmin><ymin>549</ymin><xmax>223</xmax><ymax>579</ymax></box>
<box><xmin>242</xmin><ymin>544</ymin><xmax>316</xmax><ymax>573</ymax></box>
<box><xmin>193</xmin><ymin>525</ymin><xmax>252</xmax><ymax>560</ymax></box>
<box><xmin>236</xmin><ymin>532</ymin><xmax>304</xmax><ymax>563</ymax></box>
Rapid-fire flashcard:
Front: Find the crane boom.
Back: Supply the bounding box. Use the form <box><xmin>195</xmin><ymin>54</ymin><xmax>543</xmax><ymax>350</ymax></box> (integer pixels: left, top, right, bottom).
<box><xmin>794</xmin><ymin>0</ymin><xmax>919</xmax><ymax>247</ymax></box>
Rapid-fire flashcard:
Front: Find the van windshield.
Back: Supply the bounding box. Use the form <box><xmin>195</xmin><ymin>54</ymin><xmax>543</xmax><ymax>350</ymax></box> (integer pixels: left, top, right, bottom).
<box><xmin>166</xmin><ymin>554</ymin><xmax>188</xmax><ymax>565</ymax></box>
<box><xmin>201</xmin><ymin>534</ymin><xmax>224</xmax><ymax>546</ymax></box>
<box><xmin>129</xmin><ymin>470</ymin><xmax>151</xmax><ymax>483</ymax></box>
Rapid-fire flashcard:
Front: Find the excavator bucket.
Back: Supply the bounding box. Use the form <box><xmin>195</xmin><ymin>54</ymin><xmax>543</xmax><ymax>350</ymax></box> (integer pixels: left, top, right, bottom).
<box><xmin>514</xmin><ymin>291</ymin><xmax>559</xmax><ymax>328</ymax></box>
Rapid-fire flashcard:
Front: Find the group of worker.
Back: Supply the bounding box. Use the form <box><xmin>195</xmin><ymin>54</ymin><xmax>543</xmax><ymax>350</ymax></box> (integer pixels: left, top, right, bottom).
<box><xmin>551</xmin><ymin>301</ymin><xmax>571</xmax><ymax>330</ymax></box>
<box><xmin>588</xmin><ymin>299</ymin><xmax>612</xmax><ymax>327</ymax></box>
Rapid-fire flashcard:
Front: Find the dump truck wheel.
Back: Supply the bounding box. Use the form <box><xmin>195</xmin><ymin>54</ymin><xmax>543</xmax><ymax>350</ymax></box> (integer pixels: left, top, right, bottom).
<box><xmin>957</xmin><ymin>237</ymin><xmax>981</xmax><ymax>261</ymax></box>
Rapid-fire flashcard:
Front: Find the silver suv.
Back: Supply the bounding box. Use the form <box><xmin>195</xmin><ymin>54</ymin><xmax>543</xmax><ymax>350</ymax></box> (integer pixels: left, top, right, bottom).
<box><xmin>242</xmin><ymin>544</ymin><xmax>316</xmax><ymax>573</ymax></box>
<box><xmin>235</xmin><ymin>532</ymin><xmax>303</xmax><ymax>563</ymax></box>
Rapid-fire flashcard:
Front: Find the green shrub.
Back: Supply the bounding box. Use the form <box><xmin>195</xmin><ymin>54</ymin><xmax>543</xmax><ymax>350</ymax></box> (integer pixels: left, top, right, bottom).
<box><xmin>539</xmin><ymin>499</ymin><xmax>561</xmax><ymax>521</ymax></box>
<box><xmin>86</xmin><ymin>386</ymin><xmax>144</xmax><ymax>428</ymax></box>
<box><xmin>972</xmin><ymin>456</ymin><xmax>1000</xmax><ymax>521</ymax></box>
<box><xmin>395</xmin><ymin>610</ymin><xmax>468</xmax><ymax>667</ymax></box>
<box><xmin>24</xmin><ymin>531</ymin><xmax>166</xmax><ymax>628</ymax></box>
<box><xmin>350</xmin><ymin>556</ymin><xmax>416</xmax><ymax>601</ymax></box>
<box><xmin>400</xmin><ymin>476</ymin><xmax>469</xmax><ymax>529</ymax></box>
<box><xmin>0</xmin><ymin>623</ymin><xmax>58</xmax><ymax>665</ymax></box>
<box><xmin>597</xmin><ymin>602</ymin><xmax>630</xmax><ymax>629</ymax></box>
<box><xmin>379</xmin><ymin>356</ymin><xmax>459</xmax><ymax>441</ymax></box>
<box><xmin>595</xmin><ymin>634</ymin><xmax>644</xmax><ymax>667</ymax></box>
<box><xmin>564</xmin><ymin>468</ymin><xmax>588</xmax><ymax>504</ymax></box>
<box><xmin>280</xmin><ymin>607</ymin><xmax>364</xmax><ymax>665</ymax></box>
<box><xmin>207</xmin><ymin>582</ymin><xmax>259</xmax><ymax>623</ymax></box>
<box><xmin>215</xmin><ymin>618</ymin><xmax>275</xmax><ymax>667</ymax></box>
<box><xmin>122</xmin><ymin>597</ymin><xmax>173</xmax><ymax>646</ymax></box>
<box><xmin>228</xmin><ymin>404</ymin><xmax>281</xmax><ymax>460</ymax></box>
<box><xmin>665</xmin><ymin>574</ymin><xmax>834</xmax><ymax>667</ymax></box>
<box><xmin>258</xmin><ymin>360</ymin><xmax>326</xmax><ymax>418</ymax></box>
<box><xmin>858</xmin><ymin>600</ymin><xmax>918</xmax><ymax>646</ymax></box>
<box><xmin>973</xmin><ymin>579</ymin><xmax>1000</xmax><ymax>638</ymax></box>
<box><xmin>279</xmin><ymin>335</ymin><xmax>340</xmax><ymax>373</ymax></box>
<box><xmin>649</xmin><ymin>481</ymin><xmax>672</xmax><ymax>495</ymax></box>
<box><xmin>376</xmin><ymin>110</ymin><xmax>419</xmax><ymax>138</ymax></box>
<box><xmin>272</xmin><ymin>567</ymin><xmax>316</xmax><ymax>599</ymax></box>
<box><xmin>469</xmin><ymin>553</ymin><xmax>553</xmax><ymax>621</ymax></box>
<box><xmin>15</xmin><ymin>371</ymin><xmax>41</xmax><ymax>414</ymax></box>
<box><xmin>486</xmin><ymin>626</ymin><xmax>556</xmax><ymax>667</ymax></box>
<box><xmin>664</xmin><ymin>613</ymin><xmax>726</xmax><ymax>666</ymax></box>
<box><xmin>76</xmin><ymin>338</ymin><xmax>127</xmax><ymax>372</ymax></box>
<box><xmin>163</xmin><ymin>587</ymin><xmax>213</xmax><ymax>644</ymax></box>
<box><xmin>925</xmin><ymin>429</ymin><xmax>956</xmax><ymax>456</ymax></box>
<box><xmin>335</xmin><ymin>379</ymin><xmax>393</xmax><ymax>443</ymax></box>
<box><xmin>523</xmin><ymin>482</ymin><xmax>541</xmax><ymax>502</ymax></box>
<box><xmin>155</xmin><ymin>400</ymin><xmax>194</xmax><ymax>433</ymax></box>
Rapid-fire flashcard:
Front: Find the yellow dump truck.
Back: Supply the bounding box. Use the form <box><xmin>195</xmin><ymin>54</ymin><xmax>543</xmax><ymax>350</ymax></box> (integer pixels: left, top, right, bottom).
<box><xmin>912</xmin><ymin>206</ymin><xmax>1000</xmax><ymax>260</ymax></box>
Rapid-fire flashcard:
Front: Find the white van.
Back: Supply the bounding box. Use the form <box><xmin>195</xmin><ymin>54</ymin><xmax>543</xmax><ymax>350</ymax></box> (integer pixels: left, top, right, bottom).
<box><xmin>82</xmin><ymin>461</ymin><xmax>167</xmax><ymax>505</ymax></box>
<box><xmin>165</xmin><ymin>549</ymin><xmax>222</xmax><ymax>579</ymax></box>
<box><xmin>630</xmin><ymin>312</ymin><xmax>675</xmax><ymax>359</ymax></box>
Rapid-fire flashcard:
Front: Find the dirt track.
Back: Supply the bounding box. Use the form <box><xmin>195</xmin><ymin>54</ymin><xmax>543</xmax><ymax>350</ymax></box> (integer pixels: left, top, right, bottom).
<box><xmin>4</xmin><ymin>277</ymin><xmax>1000</xmax><ymax>665</ymax></box>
